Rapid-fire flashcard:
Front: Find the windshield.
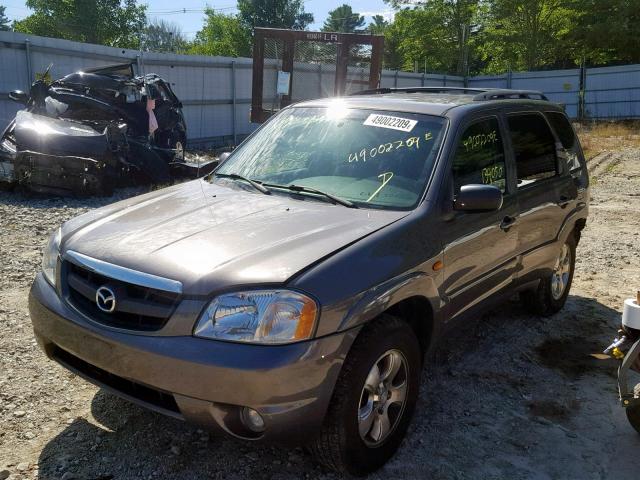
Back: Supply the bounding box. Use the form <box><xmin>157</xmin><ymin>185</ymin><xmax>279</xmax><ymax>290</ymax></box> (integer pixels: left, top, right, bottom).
<box><xmin>216</xmin><ymin>104</ymin><xmax>447</xmax><ymax>209</ymax></box>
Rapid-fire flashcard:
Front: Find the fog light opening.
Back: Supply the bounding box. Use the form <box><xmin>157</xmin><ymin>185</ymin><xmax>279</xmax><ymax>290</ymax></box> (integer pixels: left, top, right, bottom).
<box><xmin>241</xmin><ymin>407</ymin><xmax>265</xmax><ymax>433</ymax></box>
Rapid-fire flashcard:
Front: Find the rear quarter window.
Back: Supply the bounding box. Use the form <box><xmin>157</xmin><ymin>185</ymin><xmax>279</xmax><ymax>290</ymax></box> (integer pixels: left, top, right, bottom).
<box><xmin>545</xmin><ymin>111</ymin><xmax>584</xmax><ymax>172</ymax></box>
<box><xmin>508</xmin><ymin>113</ymin><xmax>558</xmax><ymax>187</ymax></box>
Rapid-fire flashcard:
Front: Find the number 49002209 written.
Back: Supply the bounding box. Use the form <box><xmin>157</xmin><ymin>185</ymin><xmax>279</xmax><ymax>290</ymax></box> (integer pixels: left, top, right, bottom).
<box><xmin>347</xmin><ymin>132</ymin><xmax>434</xmax><ymax>163</ymax></box>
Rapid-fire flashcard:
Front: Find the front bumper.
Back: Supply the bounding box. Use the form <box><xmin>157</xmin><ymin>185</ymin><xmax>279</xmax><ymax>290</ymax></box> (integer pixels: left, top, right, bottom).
<box><xmin>29</xmin><ymin>273</ymin><xmax>357</xmax><ymax>442</ymax></box>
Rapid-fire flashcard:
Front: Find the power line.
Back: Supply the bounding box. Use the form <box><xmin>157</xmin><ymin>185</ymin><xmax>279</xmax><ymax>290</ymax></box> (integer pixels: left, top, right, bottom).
<box><xmin>148</xmin><ymin>6</ymin><xmax>237</xmax><ymax>15</ymax></box>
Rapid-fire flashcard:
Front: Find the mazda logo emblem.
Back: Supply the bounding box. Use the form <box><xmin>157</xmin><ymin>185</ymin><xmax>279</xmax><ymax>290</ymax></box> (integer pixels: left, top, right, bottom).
<box><xmin>95</xmin><ymin>286</ymin><xmax>116</xmax><ymax>313</ymax></box>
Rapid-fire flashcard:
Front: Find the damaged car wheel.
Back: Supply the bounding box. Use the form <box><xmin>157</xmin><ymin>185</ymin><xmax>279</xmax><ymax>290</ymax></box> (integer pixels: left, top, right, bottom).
<box><xmin>171</xmin><ymin>133</ymin><xmax>186</xmax><ymax>163</ymax></box>
<box><xmin>310</xmin><ymin>315</ymin><xmax>421</xmax><ymax>476</ymax></box>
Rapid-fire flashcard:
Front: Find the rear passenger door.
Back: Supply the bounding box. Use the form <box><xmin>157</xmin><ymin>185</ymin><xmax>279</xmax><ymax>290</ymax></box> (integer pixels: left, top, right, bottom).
<box><xmin>442</xmin><ymin>115</ymin><xmax>519</xmax><ymax>320</ymax></box>
<box><xmin>507</xmin><ymin>112</ymin><xmax>576</xmax><ymax>258</ymax></box>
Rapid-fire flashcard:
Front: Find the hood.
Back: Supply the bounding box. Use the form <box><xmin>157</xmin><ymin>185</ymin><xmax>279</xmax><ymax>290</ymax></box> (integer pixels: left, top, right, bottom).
<box><xmin>62</xmin><ymin>180</ymin><xmax>408</xmax><ymax>295</ymax></box>
<box><xmin>14</xmin><ymin>111</ymin><xmax>109</xmax><ymax>157</ymax></box>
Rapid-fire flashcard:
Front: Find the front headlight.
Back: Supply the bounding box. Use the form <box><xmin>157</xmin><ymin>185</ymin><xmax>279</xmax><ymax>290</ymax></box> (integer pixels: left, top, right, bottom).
<box><xmin>194</xmin><ymin>290</ymin><xmax>318</xmax><ymax>344</ymax></box>
<box><xmin>42</xmin><ymin>227</ymin><xmax>62</xmax><ymax>287</ymax></box>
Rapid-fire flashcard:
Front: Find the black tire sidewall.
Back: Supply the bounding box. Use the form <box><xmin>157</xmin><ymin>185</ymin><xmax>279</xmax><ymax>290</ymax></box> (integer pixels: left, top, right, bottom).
<box><xmin>338</xmin><ymin>320</ymin><xmax>421</xmax><ymax>475</ymax></box>
<box><xmin>546</xmin><ymin>235</ymin><xmax>577</xmax><ymax>312</ymax></box>
<box><xmin>522</xmin><ymin>234</ymin><xmax>577</xmax><ymax>316</ymax></box>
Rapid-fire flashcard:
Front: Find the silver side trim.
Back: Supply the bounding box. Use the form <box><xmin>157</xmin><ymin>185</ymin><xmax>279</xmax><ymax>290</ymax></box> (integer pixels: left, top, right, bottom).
<box><xmin>63</xmin><ymin>250</ymin><xmax>183</xmax><ymax>295</ymax></box>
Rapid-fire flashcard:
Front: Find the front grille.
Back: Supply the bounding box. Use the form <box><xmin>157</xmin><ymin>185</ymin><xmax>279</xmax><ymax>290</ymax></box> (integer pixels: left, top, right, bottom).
<box><xmin>52</xmin><ymin>346</ymin><xmax>180</xmax><ymax>414</ymax></box>
<box><xmin>64</xmin><ymin>261</ymin><xmax>180</xmax><ymax>331</ymax></box>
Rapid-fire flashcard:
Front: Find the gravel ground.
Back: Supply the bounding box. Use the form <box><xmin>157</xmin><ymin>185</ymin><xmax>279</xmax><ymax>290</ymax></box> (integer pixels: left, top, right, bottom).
<box><xmin>1</xmin><ymin>147</ymin><xmax>640</xmax><ymax>479</ymax></box>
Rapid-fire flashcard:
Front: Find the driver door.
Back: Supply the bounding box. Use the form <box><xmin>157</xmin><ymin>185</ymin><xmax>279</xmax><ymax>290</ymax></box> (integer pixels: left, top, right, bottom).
<box><xmin>440</xmin><ymin>114</ymin><xmax>519</xmax><ymax>322</ymax></box>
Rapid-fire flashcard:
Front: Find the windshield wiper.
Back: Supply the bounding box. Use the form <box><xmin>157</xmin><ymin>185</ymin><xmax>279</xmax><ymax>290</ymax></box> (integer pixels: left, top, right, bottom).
<box><xmin>213</xmin><ymin>173</ymin><xmax>270</xmax><ymax>195</ymax></box>
<box><xmin>264</xmin><ymin>183</ymin><xmax>357</xmax><ymax>208</ymax></box>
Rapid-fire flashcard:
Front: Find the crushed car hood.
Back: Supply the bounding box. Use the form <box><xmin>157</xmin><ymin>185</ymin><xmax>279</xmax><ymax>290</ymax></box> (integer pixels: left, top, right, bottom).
<box><xmin>62</xmin><ymin>180</ymin><xmax>408</xmax><ymax>295</ymax></box>
<box><xmin>14</xmin><ymin>111</ymin><xmax>109</xmax><ymax>157</ymax></box>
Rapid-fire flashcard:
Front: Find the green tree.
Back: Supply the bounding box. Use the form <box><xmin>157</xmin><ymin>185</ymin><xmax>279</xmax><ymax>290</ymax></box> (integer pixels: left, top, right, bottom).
<box><xmin>322</xmin><ymin>4</ymin><xmax>365</xmax><ymax>33</ymax></box>
<box><xmin>383</xmin><ymin>0</ymin><xmax>640</xmax><ymax>74</ymax></box>
<box><xmin>386</xmin><ymin>0</ymin><xmax>481</xmax><ymax>74</ymax></box>
<box><xmin>142</xmin><ymin>19</ymin><xmax>188</xmax><ymax>53</ymax></box>
<box><xmin>367</xmin><ymin>15</ymin><xmax>403</xmax><ymax>70</ymax></box>
<box><xmin>189</xmin><ymin>9</ymin><xmax>251</xmax><ymax>58</ymax></box>
<box><xmin>479</xmin><ymin>0</ymin><xmax>577</xmax><ymax>72</ymax></box>
<box><xmin>0</xmin><ymin>5</ymin><xmax>10</xmax><ymax>31</ymax></box>
<box><xmin>367</xmin><ymin>15</ymin><xmax>388</xmax><ymax>35</ymax></box>
<box><xmin>13</xmin><ymin>0</ymin><xmax>146</xmax><ymax>48</ymax></box>
<box><xmin>237</xmin><ymin>0</ymin><xmax>313</xmax><ymax>31</ymax></box>
<box><xmin>571</xmin><ymin>0</ymin><xmax>640</xmax><ymax>65</ymax></box>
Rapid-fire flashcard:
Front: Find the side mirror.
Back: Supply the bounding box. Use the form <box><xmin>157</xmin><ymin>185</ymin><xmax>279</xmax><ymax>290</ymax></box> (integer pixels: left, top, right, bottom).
<box><xmin>218</xmin><ymin>151</ymin><xmax>232</xmax><ymax>165</ymax></box>
<box><xmin>454</xmin><ymin>184</ymin><xmax>503</xmax><ymax>212</ymax></box>
<box><xmin>9</xmin><ymin>90</ymin><xmax>29</xmax><ymax>105</ymax></box>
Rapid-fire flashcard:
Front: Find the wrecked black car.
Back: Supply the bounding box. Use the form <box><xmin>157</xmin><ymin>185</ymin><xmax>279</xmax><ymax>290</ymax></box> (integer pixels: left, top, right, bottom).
<box><xmin>0</xmin><ymin>63</ymin><xmax>213</xmax><ymax>196</ymax></box>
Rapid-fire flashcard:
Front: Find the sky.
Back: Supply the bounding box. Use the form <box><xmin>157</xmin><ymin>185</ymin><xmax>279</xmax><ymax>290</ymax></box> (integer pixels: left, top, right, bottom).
<box><xmin>2</xmin><ymin>1</ymin><xmax>395</xmax><ymax>39</ymax></box>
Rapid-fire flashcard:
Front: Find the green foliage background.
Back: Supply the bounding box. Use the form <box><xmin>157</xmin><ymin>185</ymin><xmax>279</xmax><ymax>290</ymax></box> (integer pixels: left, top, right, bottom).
<box><xmin>4</xmin><ymin>0</ymin><xmax>640</xmax><ymax>74</ymax></box>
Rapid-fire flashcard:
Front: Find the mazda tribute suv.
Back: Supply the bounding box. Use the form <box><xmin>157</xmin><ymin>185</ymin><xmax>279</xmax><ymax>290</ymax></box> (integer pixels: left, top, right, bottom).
<box><xmin>29</xmin><ymin>87</ymin><xmax>589</xmax><ymax>475</ymax></box>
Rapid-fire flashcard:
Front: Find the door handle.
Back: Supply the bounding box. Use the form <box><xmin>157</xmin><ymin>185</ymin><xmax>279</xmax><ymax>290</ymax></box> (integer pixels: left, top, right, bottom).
<box><xmin>500</xmin><ymin>215</ymin><xmax>517</xmax><ymax>231</ymax></box>
<box><xmin>558</xmin><ymin>195</ymin><xmax>571</xmax><ymax>208</ymax></box>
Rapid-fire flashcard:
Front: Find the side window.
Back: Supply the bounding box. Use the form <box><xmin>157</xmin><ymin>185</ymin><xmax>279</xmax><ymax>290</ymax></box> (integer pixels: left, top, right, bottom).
<box><xmin>508</xmin><ymin>113</ymin><xmax>558</xmax><ymax>187</ymax></box>
<box><xmin>452</xmin><ymin>117</ymin><xmax>506</xmax><ymax>193</ymax></box>
<box><xmin>545</xmin><ymin>112</ymin><xmax>582</xmax><ymax>171</ymax></box>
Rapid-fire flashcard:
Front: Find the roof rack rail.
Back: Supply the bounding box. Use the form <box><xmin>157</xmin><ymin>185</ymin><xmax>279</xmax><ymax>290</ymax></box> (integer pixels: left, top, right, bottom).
<box><xmin>472</xmin><ymin>89</ymin><xmax>548</xmax><ymax>101</ymax></box>
<box><xmin>350</xmin><ymin>87</ymin><xmax>488</xmax><ymax>96</ymax></box>
<box><xmin>350</xmin><ymin>86</ymin><xmax>549</xmax><ymax>102</ymax></box>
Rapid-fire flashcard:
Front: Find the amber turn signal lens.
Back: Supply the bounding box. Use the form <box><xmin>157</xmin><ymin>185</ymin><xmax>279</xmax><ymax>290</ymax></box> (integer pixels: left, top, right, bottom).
<box><xmin>294</xmin><ymin>298</ymin><xmax>318</xmax><ymax>340</ymax></box>
<box><xmin>432</xmin><ymin>260</ymin><xmax>444</xmax><ymax>271</ymax></box>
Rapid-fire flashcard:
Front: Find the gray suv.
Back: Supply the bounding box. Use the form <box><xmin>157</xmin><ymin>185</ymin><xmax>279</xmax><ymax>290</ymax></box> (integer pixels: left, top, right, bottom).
<box><xmin>29</xmin><ymin>87</ymin><xmax>589</xmax><ymax>475</ymax></box>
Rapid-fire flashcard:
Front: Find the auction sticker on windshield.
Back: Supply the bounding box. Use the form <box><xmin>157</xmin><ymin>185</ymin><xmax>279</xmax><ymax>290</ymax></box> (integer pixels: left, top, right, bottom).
<box><xmin>364</xmin><ymin>114</ymin><xmax>417</xmax><ymax>132</ymax></box>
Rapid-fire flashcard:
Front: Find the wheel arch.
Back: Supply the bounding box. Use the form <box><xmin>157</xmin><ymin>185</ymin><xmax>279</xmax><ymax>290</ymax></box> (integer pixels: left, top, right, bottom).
<box><xmin>556</xmin><ymin>208</ymin><xmax>588</xmax><ymax>246</ymax></box>
<box><xmin>384</xmin><ymin>295</ymin><xmax>435</xmax><ymax>356</ymax></box>
<box><xmin>337</xmin><ymin>271</ymin><xmax>441</xmax><ymax>358</ymax></box>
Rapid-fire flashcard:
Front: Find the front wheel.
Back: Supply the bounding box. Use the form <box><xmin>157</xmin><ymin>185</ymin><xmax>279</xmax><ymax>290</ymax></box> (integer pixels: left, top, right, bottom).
<box><xmin>521</xmin><ymin>235</ymin><xmax>576</xmax><ymax>316</ymax></box>
<box><xmin>310</xmin><ymin>315</ymin><xmax>422</xmax><ymax>476</ymax></box>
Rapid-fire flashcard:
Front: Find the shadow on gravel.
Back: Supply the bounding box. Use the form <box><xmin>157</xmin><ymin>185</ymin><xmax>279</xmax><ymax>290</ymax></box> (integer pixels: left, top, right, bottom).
<box><xmin>429</xmin><ymin>293</ymin><xmax>620</xmax><ymax>379</ymax></box>
<box><xmin>35</xmin><ymin>294</ymin><xmax>624</xmax><ymax>480</ymax></box>
<box><xmin>37</xmin><ymin>393</ymin><xmax>320</xmax><ymax>480</ymax></box>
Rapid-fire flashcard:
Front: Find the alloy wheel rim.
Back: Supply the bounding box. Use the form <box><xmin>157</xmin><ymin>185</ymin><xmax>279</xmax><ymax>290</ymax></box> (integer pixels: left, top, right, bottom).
<box><xmin>358</xmin><ymin>349</ymin><xmax>408</xmax><ymax>446</ymax></box>
<box><xmin>551</xmin><ymin>243</ymin><xmax>572</xmax><ymax>300</ymax></box>
<box><xmin>175</xmin><ymin>141</ymin><xmax>184</xmax><ymax>162</ymax></box>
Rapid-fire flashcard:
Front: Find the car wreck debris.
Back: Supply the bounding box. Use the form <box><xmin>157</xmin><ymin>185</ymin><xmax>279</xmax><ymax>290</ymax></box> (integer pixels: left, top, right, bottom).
<box><xmin>0</xmin><ymin>63</ymin><xmax>215</xmax><ymax>196</ymax></box>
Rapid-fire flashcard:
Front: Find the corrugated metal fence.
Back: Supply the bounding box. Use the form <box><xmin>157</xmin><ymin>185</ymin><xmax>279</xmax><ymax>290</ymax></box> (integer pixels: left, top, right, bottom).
<box><xmin>1</xmin><ymin>31</ymin><xmax>639</xmax><ymax>146</ymax></box>
<box><xmin>469</xmin><ymin>69</ymin><xmax>582</xmax><ymax>118</ymax></box>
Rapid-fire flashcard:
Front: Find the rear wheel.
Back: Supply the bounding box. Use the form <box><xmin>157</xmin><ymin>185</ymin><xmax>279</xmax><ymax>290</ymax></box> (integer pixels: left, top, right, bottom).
<box><xmin>521</xmin><ymin>235</ymin><xmax>576</xmax><ymax>316</ymax></box>
<box><xmin>310</xmin><ymin>315</ymin><xmax>421</xmax><ymax>476</ymax></box>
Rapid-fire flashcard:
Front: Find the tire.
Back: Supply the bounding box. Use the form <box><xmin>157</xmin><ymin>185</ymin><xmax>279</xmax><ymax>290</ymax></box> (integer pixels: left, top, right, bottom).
<box><xmin>310</xmin><ymin>314</ymin><xmax>422</xmax><ymax>476</ymax></box>
<box><xmin>520</xmin><ymin>234</ymin><xmax>576</xmax><ymax>317</ymax></box>
<box><xmin>627</xmin><ymin>405</ymin><xmax>640</xmax><ymax>434</ymax></box>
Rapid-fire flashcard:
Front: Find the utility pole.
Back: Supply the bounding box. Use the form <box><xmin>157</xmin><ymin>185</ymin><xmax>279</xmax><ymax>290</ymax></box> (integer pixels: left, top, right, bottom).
<box><xmin>460</xmin><ymin>23</ymin><xmax>470</xmax><ymax>86</ymax></box>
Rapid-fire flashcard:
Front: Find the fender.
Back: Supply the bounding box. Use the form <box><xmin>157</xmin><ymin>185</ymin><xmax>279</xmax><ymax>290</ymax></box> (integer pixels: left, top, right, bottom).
<box><xmin>556</xmin><ymin>201</ymin><xmax>588</xmax><ymax>244</ymax></box>
<box><xmin>338</xmin><ymin>270</ymin><xmax>441</xmax><ymax>332</ymax></box>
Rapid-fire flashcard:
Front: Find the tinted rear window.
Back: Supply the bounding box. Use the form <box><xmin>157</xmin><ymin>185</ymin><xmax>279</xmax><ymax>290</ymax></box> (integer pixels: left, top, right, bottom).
<box><xmin>508</xmin><ymin>113</ymin><xmax>558</xmax><ymax>187</ymax></box>
<box><xmin>545</xmin><ymin>111</ymin><xmax>583</xmax><ymax>171</ymax></box>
